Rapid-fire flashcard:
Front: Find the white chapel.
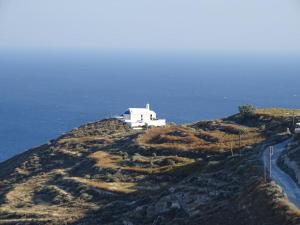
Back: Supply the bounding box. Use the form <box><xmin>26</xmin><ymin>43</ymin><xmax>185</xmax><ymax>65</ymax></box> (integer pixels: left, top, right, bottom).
<box><xmin>120</xmin><ymin>104</ymin><xmax>166</xmax><ymax>128</ymax></box>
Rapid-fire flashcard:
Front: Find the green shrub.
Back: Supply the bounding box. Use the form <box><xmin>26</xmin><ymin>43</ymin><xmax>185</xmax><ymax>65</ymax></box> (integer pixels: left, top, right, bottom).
<box><xmin>239</xmin><ymin>105</ymin><xmax>257</xmax><ymax>117</ymax></box>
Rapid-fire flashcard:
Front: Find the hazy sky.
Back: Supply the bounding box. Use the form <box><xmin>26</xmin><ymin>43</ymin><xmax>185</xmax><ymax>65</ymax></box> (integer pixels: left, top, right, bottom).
<box><xmin>1</xmin><ymin>0</ymin><xmax>300</xmax><ymax>53</ymax></box>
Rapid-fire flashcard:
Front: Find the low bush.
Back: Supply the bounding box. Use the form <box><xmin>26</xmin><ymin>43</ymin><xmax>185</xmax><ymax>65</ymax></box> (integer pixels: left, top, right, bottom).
<box><xmin>239</xmin><ymin>105</ymin><xmax>257</xmax><ymax>118</ymax></box>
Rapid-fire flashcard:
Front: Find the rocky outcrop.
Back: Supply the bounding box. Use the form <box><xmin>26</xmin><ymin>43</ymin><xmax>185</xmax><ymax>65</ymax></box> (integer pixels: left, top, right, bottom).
<box><xmin>279</xmin><ymin>143</ymin><xmax>300</xmax><ymax>185</ymax></box>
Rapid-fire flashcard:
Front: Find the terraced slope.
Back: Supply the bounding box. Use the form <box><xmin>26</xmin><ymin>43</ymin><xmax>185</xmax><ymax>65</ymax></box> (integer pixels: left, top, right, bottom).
<box><xmin>0</xmin><ymin>114</ymin><xmax>299</xmax><ymax>225</ymax></box>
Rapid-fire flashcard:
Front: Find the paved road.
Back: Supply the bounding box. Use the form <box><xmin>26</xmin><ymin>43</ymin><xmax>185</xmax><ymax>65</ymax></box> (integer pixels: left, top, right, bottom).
<box><xmin>262</xmin><ymin>139</ymin><xmax>300</xmax><ymax>208</ymax></box>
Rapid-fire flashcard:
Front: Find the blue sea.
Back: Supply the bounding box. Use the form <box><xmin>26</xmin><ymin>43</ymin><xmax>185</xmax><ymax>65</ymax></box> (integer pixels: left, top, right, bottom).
<box><xmin>1</xmin><ymin>50</ymin><xmax>300</xmax><ymax>161</ymax></box>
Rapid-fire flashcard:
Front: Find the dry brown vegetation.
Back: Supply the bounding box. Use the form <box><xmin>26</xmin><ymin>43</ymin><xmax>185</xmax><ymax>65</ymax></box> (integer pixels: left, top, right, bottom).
<box><xmin>0</xmin><ymin>114</ymin><xmax>299</xmax><ymax>225</ymax></box>
<box><xmin>58</xmin><ymin>136</ymin><xmax>112</xmax><ymax>145</ymax></box>
<box><xmin>137</xmin><ymin>122</ymin><xmax>263</xmax><ymax>153</ymax></box>
<box><xmin>90</xmin><ymin>150</ymin><xmax>195</xmax><ymax>174</ymax></box>
<box><xmin>72</xmin><ymin>177</ymin><xmax>136</xmax><ymax>194</ymax></box>
<box><xmin>256</xmin><ymin>108</ymin><xmax>300</xmax><ymax>117</ymax></box>
<box><xmin>90</xmin><ymin>151</ymin><xmax>123</xmax><ymax>169</ymax></box>
<box><xmin>229</xmin><ymin>107</ymin><xmax>300</xmax><ymax>137</ymax></box>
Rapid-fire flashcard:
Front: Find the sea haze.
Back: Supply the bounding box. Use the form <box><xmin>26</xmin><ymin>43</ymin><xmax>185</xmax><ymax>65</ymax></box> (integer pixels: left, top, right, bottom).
<box><xmin>0</xmin><ymin>51</ymin><xmax>300</xmax><ymax>161</ymax></box>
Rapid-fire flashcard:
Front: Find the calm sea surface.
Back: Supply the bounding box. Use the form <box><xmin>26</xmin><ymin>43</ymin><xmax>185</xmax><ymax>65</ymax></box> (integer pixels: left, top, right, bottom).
<box><xmin>1</xmin><ymin>51</ymin><xmax>300</xmax><ymax>161</ymax></box>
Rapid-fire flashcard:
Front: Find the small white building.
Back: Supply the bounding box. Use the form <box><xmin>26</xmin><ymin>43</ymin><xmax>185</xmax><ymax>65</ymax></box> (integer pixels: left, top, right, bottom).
<box><xmin>120</xmin><ymin>104</ymin><xmax>166</xmax><ymax>128</ymax></box>
<box><xmin>295</xmin><ymin>123</ymin><xmax>300</xmax><ymax>134</ymax></box>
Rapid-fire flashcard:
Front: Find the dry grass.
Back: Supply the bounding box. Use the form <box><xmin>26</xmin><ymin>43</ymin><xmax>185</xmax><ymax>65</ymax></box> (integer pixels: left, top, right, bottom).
<box><xmin>243</xmin><ymin>181</ymin><xmax>300</xmax><ymax>224</ymax></box>
<box><xmin>123</xmin><ymin>164</ymin><xmax>188</xmax><ymax>174</ymax></box>
<box><xmin>79</xmin><ymin>151</ymin><xmax>197</xmax><ymax>194</ymax></box>
<box><xmin>73</xmin><ymin>177</ymin><xmax>136</xmax><ymax>194</ymax></box>
<box><xmin>256</xmin><ymin>108</ymin><xmax>300</xmax><ymax>117</ymax></box>
<box><xmin>123</xmin><ymin>155</ymin><xmax>195</xmax><ymax>174</ymax></box>
<box><xmin>280</xmin><ymin>198</ymin><xmax>300</xmax><ymax>217</ymax></box>
<box><xmin>137</xmin><ymin>125</ymin><xmax>263</xmax><ymax>153</ymax></box>
<box><xmin>137</xmin><ymin>126</ymin><xmax>207</xmax><ymax>151</ymax></box>
<box><xmin>90</xmin><ymin>151</ymin><xmax>123</xmax><ymax>169</ymax></box>
<box><xmin>0</xmin><ymin>172</ymin><xmax>87</xmax><ymax>224</ymax></box>
<box><xmin>58</xmin><ymin>136</ymin><xmax>112</xmax><ymax>145</ymax></box>
<box><xmin>1</xmin><ymin>117</ymin><xmax>299</xmax><ymax>225</ymax></box>
<box><xmin>90</xmin><ymin>150</ymin><xmax>195</xmax><ymax>175</ymax></box>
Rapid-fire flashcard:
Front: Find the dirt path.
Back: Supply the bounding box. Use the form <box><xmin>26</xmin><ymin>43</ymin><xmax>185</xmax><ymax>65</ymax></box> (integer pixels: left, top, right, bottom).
<box><xmin>262</xmin><ymin>139</ymin><xmax>300</xmax><ymax>208</ymax></box>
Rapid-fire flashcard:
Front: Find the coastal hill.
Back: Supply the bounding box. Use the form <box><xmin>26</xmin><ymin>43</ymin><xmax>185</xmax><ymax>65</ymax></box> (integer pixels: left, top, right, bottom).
<box><xmin>1</xmin><ymin>108</ymin><xmax>300</xmax><ymax>225</ymax></box>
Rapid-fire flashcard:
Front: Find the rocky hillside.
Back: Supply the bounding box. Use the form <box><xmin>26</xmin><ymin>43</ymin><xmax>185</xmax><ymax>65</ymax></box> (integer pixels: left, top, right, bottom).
<box><xmin>278</xmin><ymin>134</ymin><xmax>300</xmax><ymax>186</ymax></box>
<box><xmin>0</xmin><ymin>109</ymin><xmax>300</xmax><ymax>225</ymax></box>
